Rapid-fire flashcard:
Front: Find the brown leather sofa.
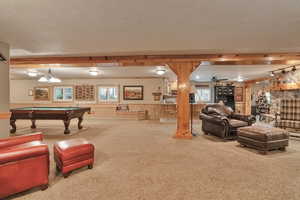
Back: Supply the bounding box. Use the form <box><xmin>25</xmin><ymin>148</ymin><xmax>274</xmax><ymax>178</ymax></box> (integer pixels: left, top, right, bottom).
<box><xmin>200</xmin><ymin>104</ymin><xmax>256</xmax><ymax>139</ymax></box>
<box><xmin>0</xmin><ymin>133</ymin><xmax>49</xmax><ymax>199</ymax></box>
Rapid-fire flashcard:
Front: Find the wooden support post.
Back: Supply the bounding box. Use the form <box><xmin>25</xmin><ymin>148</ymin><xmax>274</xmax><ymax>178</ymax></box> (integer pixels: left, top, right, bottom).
<box><xmin>244</xmin><ymin>83</ymin><xmax>252</xmax><ymax>115</ymax></box>
<box><xmin>169</xmin><ymin>62</ymin><xmax>198</xmax><ymax>139</ymax></box>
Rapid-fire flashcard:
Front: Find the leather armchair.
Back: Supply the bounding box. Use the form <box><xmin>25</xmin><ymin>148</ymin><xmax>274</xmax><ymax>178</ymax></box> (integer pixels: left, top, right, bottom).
<box><xmin>0</xmin><ymin>133</ymin><xmax>49</xmax><ymax>199</ymax></box>
<box><xmin>200</xmin><ymin>104</ymin><xmax>255</xmax><ymax>139</ymax></box>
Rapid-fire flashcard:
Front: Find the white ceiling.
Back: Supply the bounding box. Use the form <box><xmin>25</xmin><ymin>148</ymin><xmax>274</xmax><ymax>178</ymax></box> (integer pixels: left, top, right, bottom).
<box><xmin>10</xmin><ymin>65</ymin><xmax>287</xmax><ymax>82</ymax></box>
<box><xmin>191</xmin><ymin>65</ymin><xmax>287</xmax><ymax>82</ymax></box>
<box><xmin>1</xmin><ymin>0</ymin><xmax>300</xmax><ymax>57</ymax></box>
<box><xmin>10</xmin><ymin>66</ymin><xmax>177</xmax><ymax>80</ymax></box>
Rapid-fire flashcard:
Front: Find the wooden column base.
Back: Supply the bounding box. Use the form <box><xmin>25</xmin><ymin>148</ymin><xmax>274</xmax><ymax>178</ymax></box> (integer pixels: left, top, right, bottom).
<box><xmin>173</xmin><ymin>131</ymin><xmax>193</xmax><ymax>139</ymax></box>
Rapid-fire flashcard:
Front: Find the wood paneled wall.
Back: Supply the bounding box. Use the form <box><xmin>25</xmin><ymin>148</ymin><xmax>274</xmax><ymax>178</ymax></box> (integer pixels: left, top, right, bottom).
<box><xmin>10</xmin><ymin>103</ymin><xmax>206</xmax><ymax>120</ymax></box>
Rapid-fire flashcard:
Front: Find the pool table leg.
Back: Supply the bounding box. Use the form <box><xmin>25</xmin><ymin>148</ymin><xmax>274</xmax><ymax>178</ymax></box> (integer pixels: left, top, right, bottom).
<box><xmin>10</xmin><ymin>119</ymin><xmax>16</xmax><ymax>133</ymax></box>
<box><xmin>31</xmin><ymin>120</ymin><xmax>36</xmax><ymax>129</ymax></box>
<box><xmin>78</xmin><ymin>116</ymin><xmax>83</xmax><ymax>130</ymax></box>
<box><xmin>63</xmin><ymin>120</ymin><xmax>71</xmax><ymax>134</ymax></box>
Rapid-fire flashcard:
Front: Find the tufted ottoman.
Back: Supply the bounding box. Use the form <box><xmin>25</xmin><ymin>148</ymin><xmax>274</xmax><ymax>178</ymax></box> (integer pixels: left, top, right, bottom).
<box><xmin>237</xmin><ymin>125</ymin><xmax>289</xmax><ymax>155</ymax></box>
<box><xmin>54</xmin><ymin>138</ymin><xmax>94</xmax><ymax>178</ymax></box>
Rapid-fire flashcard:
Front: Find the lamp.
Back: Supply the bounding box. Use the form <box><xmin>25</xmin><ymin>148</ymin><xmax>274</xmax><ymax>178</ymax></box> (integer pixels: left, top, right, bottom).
<box><xmin>38</xmin><ymin>69</ymin><xmax>61</xmax><ymax>83</ymax></box>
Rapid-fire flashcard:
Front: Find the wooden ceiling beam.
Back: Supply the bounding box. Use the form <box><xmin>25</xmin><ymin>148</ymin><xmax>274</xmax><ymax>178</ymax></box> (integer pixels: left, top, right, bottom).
<box><xmin>10</xmin><ymin>53</ymin><xmax>300</xmax><ymax>66</ymax></box>
<box><xmin>10</xmin><ymin>63</ymin><xmax>97</xmax><ymax>69</ymax></box>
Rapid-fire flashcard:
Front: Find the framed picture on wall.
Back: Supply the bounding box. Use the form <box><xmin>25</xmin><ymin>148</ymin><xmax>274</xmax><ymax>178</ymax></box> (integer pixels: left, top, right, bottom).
<box><xmin>53</xmin><ymin>86</ymin><xmax>74</xmax><ymax>102</ymax></box>
<box><xmin>34</xmin><ymin>87</ymin><xmax>50</xmax><ymax>101</ymax></box>
<box><xmin>123</xmin><ymin>85</ymin><xmax>143</xmax><ymax>100</ymax></box>
<box><xmin>235</xmin><ymin>87</ymin><xmax>243</xmax><ymax>102</ymax></box>
<box><xmin>75</xmin><ymin>85</ymin><xmax>96</xmax><ymax>101</ymax></box>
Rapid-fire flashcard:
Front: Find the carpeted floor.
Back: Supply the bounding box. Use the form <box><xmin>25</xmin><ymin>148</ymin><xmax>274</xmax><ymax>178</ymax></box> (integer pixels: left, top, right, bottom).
<box><xmin>7</xmin><ymin>118</ymin><xmax>300</xmax><ymax>200</ymax></box>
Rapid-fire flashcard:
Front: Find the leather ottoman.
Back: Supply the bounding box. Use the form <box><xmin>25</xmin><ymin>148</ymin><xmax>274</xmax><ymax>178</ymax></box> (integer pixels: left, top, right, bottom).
<box><xmin>237</xmin><ymin>125</ymin><xmax>289</xmax><ymax>154</ymax></box>
<box><xmin>54</xmin><ymin>138</ymin><xmax>94</xmax><ymax>178</ymax></box>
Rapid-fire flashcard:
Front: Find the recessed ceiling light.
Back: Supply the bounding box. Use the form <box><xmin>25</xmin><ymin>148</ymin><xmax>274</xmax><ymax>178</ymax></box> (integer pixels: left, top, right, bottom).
<box><xmin>27</xmin><ymin>71</ymin><xmax>38</xmax><ymax>77</ymax></box>
<box><xmin>156</xmin><ymin>69</ymin><xmax>166</xmax><ymax>75</ymax></box>
<box><xmin>195</xmin><ymin>75</ymin><xmax>200</xmax><ymax>79</ymax></box>
<box><xmin>89</xmin><ymin>70</ymin><xmax>99</xmax><ymax>76</ymax></box>
<box><xmin>237</xmin><ymin>76</ymin><xmax>244</xmax><ymax>82</ymax></box>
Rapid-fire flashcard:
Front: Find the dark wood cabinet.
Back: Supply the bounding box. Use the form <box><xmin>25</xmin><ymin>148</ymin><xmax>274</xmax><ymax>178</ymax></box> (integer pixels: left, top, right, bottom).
<box><xmin>214</xmin><ymin>86</ymin><xmax>235</xmax><ymax>110</ymax></box>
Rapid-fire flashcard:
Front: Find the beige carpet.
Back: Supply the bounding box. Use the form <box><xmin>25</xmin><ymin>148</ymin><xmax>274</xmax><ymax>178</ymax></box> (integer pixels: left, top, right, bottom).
<box><xmin>7</xmin><ymin>118</ymin><xmax>300</xmax><ymax>200</ymax></box>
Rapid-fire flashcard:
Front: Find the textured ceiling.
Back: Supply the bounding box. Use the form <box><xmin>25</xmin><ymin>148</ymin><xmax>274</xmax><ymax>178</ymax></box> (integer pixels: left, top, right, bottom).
<box><xmin>1</xmin><ymin>0</ymin><xmax>300</xmax><ymax>57</ymax></box>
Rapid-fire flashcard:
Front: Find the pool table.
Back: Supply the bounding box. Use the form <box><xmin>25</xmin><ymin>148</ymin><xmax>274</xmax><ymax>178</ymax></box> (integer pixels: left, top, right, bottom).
<box><xmin>10</xmin><ymin>107</ymin><xmax>91</xmax><ymax>134</ymax></box>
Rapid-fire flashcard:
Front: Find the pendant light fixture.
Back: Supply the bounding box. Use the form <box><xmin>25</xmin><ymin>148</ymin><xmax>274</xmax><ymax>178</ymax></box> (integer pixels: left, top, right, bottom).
<box><xmin>38</xmin><ymin>69</ymin><xmax>61</xmax><ymax>83</ymax></box>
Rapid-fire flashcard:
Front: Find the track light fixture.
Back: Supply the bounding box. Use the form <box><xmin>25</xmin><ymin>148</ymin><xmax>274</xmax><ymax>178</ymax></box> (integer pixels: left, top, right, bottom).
<box><xmin>269</xmin><ymin>65</ymin><xmax>299</xmax><ymax>77</ymax></box>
